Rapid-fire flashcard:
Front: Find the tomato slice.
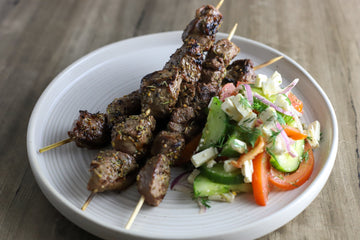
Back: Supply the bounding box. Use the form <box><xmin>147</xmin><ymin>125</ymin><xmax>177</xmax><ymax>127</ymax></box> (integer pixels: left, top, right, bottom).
<box><xmin>252</xmin><ymin>152</ymin><xmax>270</xmax><ymax>206</ymax></box>
<box><xmin>288</xmin><ymin>92</ymin><xmax>303</xmax><ymax>113</ymax></box>
<box><xmin>219</xmin><ymin>83</ymin><xmax>236</xmax><ymax>101</ymax></box>
<box><xmin>269</xmin><ymin>141</ymin><xmax>314</xmax><ymax>190</ymax></box>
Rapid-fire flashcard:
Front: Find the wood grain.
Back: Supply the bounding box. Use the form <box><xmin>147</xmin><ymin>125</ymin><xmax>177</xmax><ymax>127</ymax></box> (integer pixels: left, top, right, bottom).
<box><xmin>0</xmin><ymin>0</ymin><xmax>359</xmax><ymax>239</ymax></box>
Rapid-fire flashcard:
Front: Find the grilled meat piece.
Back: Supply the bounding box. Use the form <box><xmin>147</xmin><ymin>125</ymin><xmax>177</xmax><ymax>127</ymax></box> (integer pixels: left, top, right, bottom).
<box><xmin>87</xmin><ymin>150</ymin><xmax>138</xmax><ymax>192</ymax></box>
<box><xmin>194</xmin><ymin>39</ymin><xmax>240</xmax><ymax>118</ymax></box>
<box><xmin>106</xmin><ymin>90</ymin><xmax>141</xmax><ymax>127</ymax></box>
<box><xmin>165</xmin><ymin>42</ymin><xmax>203</xmax><ymax>108</ymax></box>
<box><xmin>167</xmin><ymin>107</ymin><xmax>201</xmax><ymax>141</ymax></box>
<box><xmin>164</xmin><ymin>44</ymin><xmax>203</xmax><ymax>84</ymax></box>
<box><xmin>182</xmin><ymin>5</ymin><xmax>223</xmax><ymax>43</ymax></box>
<box><xmin>140</xmin><ymin>68</ymin><xmax>182</xmax><ymax>120</ymax></box>
<box><xmin>68</xmin><ymin>110</ymin><xmax>110</xmax><ymax>149</ymax></box>
<box><xmin>170</xmin><ymin>107</ymin><xmax>196</xmax><ymax>124</ymax></box>
<box><xmin>151</xmin><ymin>131</ymin><xmax>185</xmax><ymax>165</ymax></box>
<box><xmin>137</xmin><ymin>154</ymin><xmax>170</xmax><ymax>206</ymax></box>
<box><xmin>111</xmin><ymin>113</ymin><xmax>156</xmax><ymax>160</ymax></box>
<box><xmin>222</xmin><ymin>59</ymin><xmax>256</xmax><ymax>85</ymax></box>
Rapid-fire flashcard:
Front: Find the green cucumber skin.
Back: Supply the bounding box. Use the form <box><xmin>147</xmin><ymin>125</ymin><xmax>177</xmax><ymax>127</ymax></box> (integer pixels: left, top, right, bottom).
<box><xmin>200</xmin><ymin>163</ymin><xmax>244</xmax><ymax>185</ymax></box>
<box><xmin>198</xmin><ymin>97</ymin><xmax>228</xmax><ymax>151</ymax></box>
<box><xmin>193</xmin><ymin>174</ymin><xmax>251</xmax><ymax>197</ymax></box>
<box><xmin>194</xmin><ymin>174</ymin><xmax>230</xmax><ymax>197</ymax></box>
<box><xmin>270</xmin><ymin>140</ymin><xmax>305</xmax><ymax>173</ymax></box>
<box><xmin>220</xmin><ymin>135</ymin><xmax>241</xmax><ymax>158</ymax></box>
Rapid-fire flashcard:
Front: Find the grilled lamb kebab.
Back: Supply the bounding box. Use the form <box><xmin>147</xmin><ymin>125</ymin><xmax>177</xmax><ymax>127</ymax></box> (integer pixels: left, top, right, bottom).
<box><xmin>135</xmin><ymin>4</ymin><xmax>223</xmax><ymax>207</ymax></box>
<box><xmin>194</xmin><ymin>38</ymin><xmax>240</xmax><ymax>119</ymax></box>
<box><xmin>222</xmin><ymin>59</ymin><xmax>256</xmax><ymax>86</ymax></box>
<box><xmin>111</xmin><ymin>111</ymin><xmax>156</xmax><ymax>161</ymax></box>
<box><xmin>87</xmin><ymin>150</ymin><xmax>139</xmax><ymax>193</ymax></box>
<box><xmin>166</xmin><ymin>38</ymin><xmax>240</xmax><ymax>146</ymax></box>
<box><xmin>137</xmin><ymin>153</ymin><xmax>171</xmax><ymax>206</ymax></box>
<box><xmin>68</xmin><ymin>110</ymin><xmax>111</xmax><ymax>149</ymax></box>
<box><xmin>106</xmin><ymin>89</ymin><xmax>141</xmax><ymax>128</ymax></box>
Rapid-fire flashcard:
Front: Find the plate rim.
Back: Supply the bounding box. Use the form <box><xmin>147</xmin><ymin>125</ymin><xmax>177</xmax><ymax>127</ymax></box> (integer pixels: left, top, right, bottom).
<box><xmin>27</xmin><ymin>31</ymin><xmax>338</xmax><ymax>240</ymax></box>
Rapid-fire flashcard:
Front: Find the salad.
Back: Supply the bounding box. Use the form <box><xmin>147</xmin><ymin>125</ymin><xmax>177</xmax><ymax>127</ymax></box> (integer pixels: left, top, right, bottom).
<box><xmin>186</xmin><ymin>71</ymin><xmax>321</xmax><ymax>207</ymax></box>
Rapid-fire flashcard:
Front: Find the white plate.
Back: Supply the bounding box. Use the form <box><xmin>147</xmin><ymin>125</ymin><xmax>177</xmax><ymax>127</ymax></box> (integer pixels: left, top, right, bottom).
<box><xmin>27</xmin><ymin>31</ymin><xmax>338</xmax><ymax>240</ymax></box>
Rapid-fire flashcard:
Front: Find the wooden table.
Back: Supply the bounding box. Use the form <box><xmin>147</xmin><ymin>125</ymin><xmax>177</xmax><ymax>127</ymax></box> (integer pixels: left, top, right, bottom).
<box><xmin>1</xmin><ymin>0</ymin><xmax>359</xmax><ymax>239</ymax></box>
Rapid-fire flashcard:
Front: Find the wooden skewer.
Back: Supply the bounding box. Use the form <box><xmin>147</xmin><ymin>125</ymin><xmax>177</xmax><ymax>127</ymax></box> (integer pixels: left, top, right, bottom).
<box><xmin>227</xmin><ymin>23</ymin><xmax>238</xmax><ymax>41</ymax></box>
<box><xmin>253</xmin><ymin>55</ymin><xmax>284</xmax><ymax>71</ymax></box>
<box><xmin>124</xmin><ymin>195</ymin><xmax>145</xmax><ymax>230</ymax></box>
<box><xmin>216</xmin><ymin>0</ymin><xmax>224</xmax><ymax>10</ymax></box>
<box><xmin>39</xmin><ymin>137</ymin><xmax>73</xmax><ymax>153</ymax></box>
<box><xmin>81</xmin><ymin>190</ymin><xmax>98</xmax><ymax>211</ymax></box>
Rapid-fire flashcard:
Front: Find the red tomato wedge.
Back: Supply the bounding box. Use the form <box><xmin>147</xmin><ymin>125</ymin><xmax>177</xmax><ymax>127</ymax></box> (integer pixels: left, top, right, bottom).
<box><xmin>288</xmin><ymin>92</ymin><xmax>303</xmax><ymax>113</ymax></box>
<box><xmin>283</xmin><ymin>126</ymin><xmax>307</xmax><ymax>140</ymax></box>
<box><xmin>269</xmin><ymin>141</ymin><xmax>314</xmax><ymax>190</ymax></box>
<box><xmin>219</xmin><ymin>83</ymin><xmax>236</xmax><ymax>101</ymax></box>
<box><xmin>252</xmin><ymin>151</ymin><xmax>270</xmax><ymax>206</ymax></box>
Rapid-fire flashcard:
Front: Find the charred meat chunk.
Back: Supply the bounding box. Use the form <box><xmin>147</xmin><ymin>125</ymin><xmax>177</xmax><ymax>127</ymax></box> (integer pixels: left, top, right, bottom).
<box><xmin>222</xmin><ymin>59</ymin><xmax>256</xmax><ymax>85</ymax></box>
<box><xmin>182</xmin><ymin>5</ymin><xmax>223</xmax><ymax>42</ymax></box>
<box><xmin>167</xmin><ymin>107</ymin><xmax>201</xmax><ymax>141</ymax></box>
<box><xmin>87</xmin><ymin>150</ymin><xmax>138</xmax><ymax>193</ymax></box>
<box><xmin>164</xmin><ymin>37</ymin><xmax>206</xmax><ymax>108</ymax></box>
<box><xmin>193</xmin><ymin>39</ymin><xmax>240</xmax><ymax>117</ymax></box>
<box><xmin>140</xmin><ymin>68</ymin><xmax>182</xmax><ymax>120</ymax></box>
<box><xmin>106</xmin><ymin>90</ymin><xmax>141</xmax><ymax>127</ymax></box>
<box><xmin>68</xmin><ymin>110</ymin><xmax>110</xmax><ymax>149</ymax></box>
<box><xmin>111</xmin><ymin>113</ymin><xmax>156</xmax><ymax>159</ymax></box>
<box><xmin>151</xmin><ymin>131</ymin><xmax>185</xmax><ymax>165</ymax></box>
<box><xmin>170</xmin><ymin>107</ymin><xmax>196</xmax><ymax>124</ymax></box>
<box><xmin>137</xmin><ymin>154</ymin><xmax>170</xmax><ymax>206</ymax></box>
<box><xmin>167</xmin><ymin>119</ymin><xmax>202</xmax><ymax>142</ymax></box>
<box><xmin>164</xmin><ymin>45</ymin><xmax>203</xmax><ymax>84</ymax></box>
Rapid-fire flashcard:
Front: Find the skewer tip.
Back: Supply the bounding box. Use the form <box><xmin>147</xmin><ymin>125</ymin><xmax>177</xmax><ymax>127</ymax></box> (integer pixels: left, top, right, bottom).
<box><xmin>227</xmin><ymin>23</ymin><xmax>238</xmax><ymax>41</ymax></box>
<box><xmin>125</xmin><ymin>195</ymin><xmax>145</xmax><ymax>230</ymax></box>
<box><xmin>81</xmin><ymin>191</ymin><xmax>97</xmax><ymax>211</ymax></box>
<box><xmin>216</xmin><ymin>0</ymin><xmax>224</xmax><ymax>10</ymax></box>
<box><xmin>253</xmin><ymin>55</ymin><xmax>284</xmax><ymax>71</ymax></box>
<box><xmin>39</xmin><ymin>137</ymin><xmax>73</xmax><ymax>153</ymax></box>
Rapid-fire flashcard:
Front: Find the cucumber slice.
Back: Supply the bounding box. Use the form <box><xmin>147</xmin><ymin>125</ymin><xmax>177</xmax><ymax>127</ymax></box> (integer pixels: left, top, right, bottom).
<box><xmin>198</xmin><ymin>97</ymin><xmax>229</xmax><ymax>151</ymax></box>
<box><xmin>193</xmin><ymin>174</ymin><xmax>250</xmax><ymax>197</ymax></box>
<box><xmin>194</xmin><ymin>174</ymin><xmax>230</xmax><ymax>197</ymax></box>
<box><xmin>220</xmin><ymin>135</ymin><xmax>241</xmax><ymax>158</ymax></box>
<box><xmin>200</xmin><ymin>163</ymin><xmax>244</xmax><ymax>184</ymax></box>
<box><xmin>269</xmin><ymin>140</ymin><xmax>305</xmax><ymax>172</ymax></box>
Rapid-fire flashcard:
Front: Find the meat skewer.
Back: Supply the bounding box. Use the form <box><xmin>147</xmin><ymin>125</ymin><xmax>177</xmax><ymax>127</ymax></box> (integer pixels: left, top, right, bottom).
<box><xmin>125</xmin><ymin>22</ymin><xmax>238</xmax><ymax>230</ymax></box>
<box><xmin>38</xmin><ymin>90</ymin><xmax>141</xmax><ymax>153</ymax></box>
<box><xmin>82</xmin><ymin>0</ymin><xmax>225</xmax><ymax>211</ymax></box>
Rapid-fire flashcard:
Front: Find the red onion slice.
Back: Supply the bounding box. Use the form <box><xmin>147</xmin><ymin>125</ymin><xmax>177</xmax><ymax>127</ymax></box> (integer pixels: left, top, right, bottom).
<box><xmin>253</xmin><ymin>93</ymin><xmax>295</xmax><ymax>117</ymax></box>
<box><xmin>279</xmin><ymin>78</ymin><xmax>299</xmax><ymax>94</ymax></box>
<box><xmin>276</xmin><ymin>122</ymin><xmax>297</xmax><ymax>158</ymax></box>
<box><xmin>171</xmin><ymin>171</ymin><xmax>191</xmax><ymax>190</ymax></box>
<box><xmin>244</xmin><ymin>84</ymin><xmax>253</xmax><ymax>105</ymax></box>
